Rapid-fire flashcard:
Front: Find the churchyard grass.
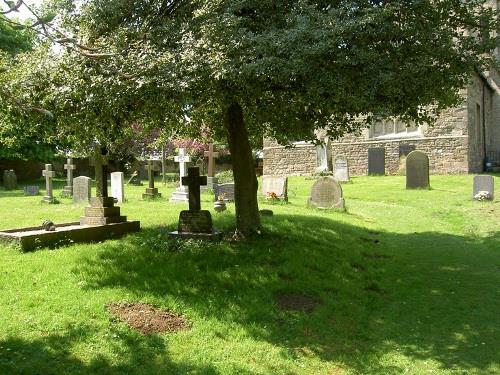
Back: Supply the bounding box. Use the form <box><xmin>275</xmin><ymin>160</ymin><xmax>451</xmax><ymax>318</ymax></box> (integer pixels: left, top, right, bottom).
<box><xmin>0</xmin><ymin>175</ymin><xmax>498</xmax><ymax>374</ymax></box>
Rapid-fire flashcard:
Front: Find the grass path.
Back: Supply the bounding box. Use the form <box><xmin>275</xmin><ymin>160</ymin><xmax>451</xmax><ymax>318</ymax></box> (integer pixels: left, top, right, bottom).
<box><xmin>0</xmin><ymin>175</ymin><xmax>498</xmax><ymax>374</ymax></box>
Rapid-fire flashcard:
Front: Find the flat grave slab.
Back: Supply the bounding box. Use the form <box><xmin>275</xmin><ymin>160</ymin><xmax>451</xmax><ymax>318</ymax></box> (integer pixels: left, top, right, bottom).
<box><xmin>0</xmin><ymin>221</ymin><xmax>140</xmax><ymax>252</ymax></box>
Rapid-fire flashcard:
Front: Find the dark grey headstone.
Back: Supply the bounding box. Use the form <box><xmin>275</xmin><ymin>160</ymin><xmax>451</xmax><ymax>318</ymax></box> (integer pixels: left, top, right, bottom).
<box><xmin>333</xmin><ymin>155</ymin><xmax>350</xmax><ymax>182</ymax></box>
<box><xmin>23</xmin><ymin>186</ymin><xmax>40</xmax><ymax>196</ymax></box>
<box><xmin>178</xmin><ymin>210</ymin><xmax>213</xmax><ymax>234</ymax></box>
<box><xmin>3</xmin><ymin>170</ymin><xmax>17</xmax><ymax>190</ymax></box>
<box><xmin>473</xmin><ymin>176</ymin><xmax>494</xmax><ymax>200</ymax></box>
<box><xmin>73</xmin><ymin>176</ymin><xmax>92</xmax><ymax>203</ymax></box>
<box><xmin>368</xmin><ymin>148</ymin><xmax>385</xmax><ymax>175</ymax></box>
<box><xmin>307</xmin><ymin>177</ymin><xmax>345</xmax><ymax>210</ymax></box>
<box><xmin>214</xmin><ymin>183</ymin><xmax>235</xmax><ymax>202</ymax></box>
<box><xmin>262</xmin><ymin>176</ymin><xmax>288</xmax><ymax>201</ymax></box>
<box><xmin>406</xmin><ymin>151</ymin><xmax>430</xmax><ymax>189</ymax></box>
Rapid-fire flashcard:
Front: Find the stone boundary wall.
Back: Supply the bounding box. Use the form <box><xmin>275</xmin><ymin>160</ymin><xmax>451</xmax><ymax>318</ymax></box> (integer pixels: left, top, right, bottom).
<box><xmin>331</xmin><ymin>136</ymin><xmax>468</xmax><ymax>175</ymax></box>
<box><xmin>264</xmin><ymin>136</ymin><xmax>469</xmax><ymax>176</ymax></box>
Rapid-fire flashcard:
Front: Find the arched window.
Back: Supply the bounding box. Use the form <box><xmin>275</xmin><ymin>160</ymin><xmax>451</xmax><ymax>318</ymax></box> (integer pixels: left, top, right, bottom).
<box><xmin>369</xmin><ymin>119</ymin><xmax>420</xmax><ymax>139</ymax></box>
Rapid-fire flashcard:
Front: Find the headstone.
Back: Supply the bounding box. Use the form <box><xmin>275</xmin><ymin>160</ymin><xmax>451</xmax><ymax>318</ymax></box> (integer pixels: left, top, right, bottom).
<box><xmin>262</xmin><ymin>175</ymin><xmax>288</xmax><ymax>201</ymax></box>
<box><xmin>127</xmin><ymin>171</ymin><xmax>143</xmax><ymax>186</ymax></box>
<box><xmin>333</xmin><ymin>155</ymin><xmax>350</xmax><ymax>183</ymax></box>
<box><xmin>368</xmin><ymin>148</ymin><xmax>385</xmax><ymax>175</ymax></box>
<box><xmin>213</xmin><ymin>183</ymin><xmax>235</xmax><ymax>202</ymax></box>
<box><xmin>473</xmin><ymin>175</ymin><xmax>494</xmax><ymax>200</ymax></box>
<box><xmin>23</xmin><ymin>186</ymin><xmax>40</xmax><ymax>196</ymax></box>
<box><xmin>170</xmin><ymin>148</ymin><xmax>192</xmax><ymax>203</ymax></box>
<box><xmin>315</xmin><ymin>143</ymin><xmax>329</xmax><ymax>172</ymax></box>
<box><xmin>3</xmin><ymin>170</ymin><xmax>17</xmax><ymax>190</ymax></box>
<box><xmin>406</xmin><ymin>150</ymin><xmax>430</xmax><ymax>189</ymax></box>
<box><xmin>307</xmin><ymin>177</ymin><xmax>345</xmax><ymax>210</ymax></box>
<box><xmin>143</xmin><ymin>160</ymin><xmax>161</xmax><ymax>199</ymax></box>
<box><xmin>62</xmin><ymin>158</ymin><xmax>76</xmax><ymax>197</ymax></box>
<box><xmin>73</xmin><ymin>176</ymin><xmax>92</xmax><ymax>203</ymax></box>
<box><xmin>204</xmin><ymin>144</ymin><xmax>220</xmax><ymax>188</ymax></box>
<box><xmin>111</xmin><ymin>172</ymin><xmax>125</xmax><ymax>203</ymax></box>
<box><xmin>169</xmin><ymin>167</ymin><xmax>221</xmax><ymax>239</ymax></box>
<box><xmin>42</xmin><ymin>164</ymin><xmax>56</xmax><ymax>203</ymax></box>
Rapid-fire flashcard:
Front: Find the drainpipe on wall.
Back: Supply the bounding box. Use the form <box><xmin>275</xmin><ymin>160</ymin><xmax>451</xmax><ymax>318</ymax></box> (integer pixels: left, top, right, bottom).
<box><xmin>482</xmin><ymin>80</ymin><xmax>488</xmax><ymax>171</ymax></box>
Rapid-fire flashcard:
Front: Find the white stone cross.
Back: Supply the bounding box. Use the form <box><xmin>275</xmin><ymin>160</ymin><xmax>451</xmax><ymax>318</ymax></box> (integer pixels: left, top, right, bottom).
<box><xmin>174</xmin><ymin>148</ymin><xmax>192</xmax><ymax>177</ymax></box>
<box><xmin>42</xmin><ymin>164</ymin><xmax>56</xmax><ymax>201</ymax></box>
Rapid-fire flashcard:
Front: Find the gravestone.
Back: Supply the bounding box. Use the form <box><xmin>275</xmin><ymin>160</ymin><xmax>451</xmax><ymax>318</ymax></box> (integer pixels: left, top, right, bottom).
<box><xmin>62</xmin><ymin>158</ymin><xmax>76</xmax><ymax>197</ymax></box>
<box><xmin>111</xmin><ymin>172</ymin><xmax>125</xmax><ymax>203</ymax></box>
<box><xmin>262</xmin><ymin>175</ymin><xmax>288</xmax><ymax>201</ymax></box>
<box><xmin>213</xmin><ymin>183</ymin><xmax>235</xmax><ymax>202</ymax></box>
<box><xmin>315</xmin><ymin>142</ymin><xmax>330</xmax><ymax>172</ymax></box>
<box><xmin>307</xmin><ymin>177</ymin><xmax>345</xmax><ymax>210</ymax></box>
<box><xmin>73</xmin><ymin>176</ymin><xmax>92</xmax><ymax>203</ymax></box>
<box><xmin>406</xmin><ymin>150</ymin><xmax>430</xmax><ymax>189</ymax></box>
<box><xmin>170</xmin><ymin>148</ymin><xmax>192</xmax><ymax>203</ymax></box>
<box><xmin>333</xmin><ymin>155</ymin><xmax>350</xmax><ymax>183</ymax></box>
<box><xmin>80</xmin><ymin>147</ymin><xmax>127</xmax><ymax>225</ymax></box>
<box><xmin>24</xmin><ymin>186</ymin><xmax>40</xmax><ymax>196</ymax></box>
<box><xmin>473</xmin><ymin>175</ymin><xmax>494</xmax><ymax>200</ymax></box>
<box><xmin>3</xmin><ymin>170</ymin><xmax>17</xmax><ymax>190</ymax></box>
<box><xmin>368</xmin><ymin>148</ymin><xmax>385</xmax><ymax>175</ymax></box>
<box><xmin>127</xmin><ymin>171</ymin><xmax>143</xmax><ymax>186</ymax></box>
<box><xmin>143</xmin><ymin>160</ymin><xmax>161</xmax><ymax>199</ymax></box>
<box><xmin>169</xmin><ymin>167</ymin><xmax>221</xmax><ymax>239</ymax></box>
<box><xmin>204</xmin><ymin>144</ymin><xmax>219</xmax><ymax>188</ymax></box>
<box><xmin>42</xmin><ymin>164</ymin><xmax>56</xmax><ymax>203</ymax></box>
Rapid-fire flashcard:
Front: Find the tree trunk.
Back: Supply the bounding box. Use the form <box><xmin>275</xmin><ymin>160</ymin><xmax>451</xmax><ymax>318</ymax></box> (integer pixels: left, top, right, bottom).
<box><xmin>225</xmin><ymin>102</ymin><xmax>261</xmax><ymax>236</ymax></box>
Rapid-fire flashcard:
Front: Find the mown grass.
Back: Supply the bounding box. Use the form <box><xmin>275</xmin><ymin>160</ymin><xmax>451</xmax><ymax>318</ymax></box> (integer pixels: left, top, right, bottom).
<box><xmin>0</xmin><ymin>174</ymin><xmax>499</xmax><ymax>374</ymax></box>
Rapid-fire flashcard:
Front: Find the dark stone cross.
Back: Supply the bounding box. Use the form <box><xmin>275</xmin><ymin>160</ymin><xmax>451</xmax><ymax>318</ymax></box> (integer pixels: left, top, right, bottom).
<box><xmin>181</xmin><ymin>167</ymin><xmax>207</xmax><ymax>211</ymax></box>
<box><xmin>147</xmin><ymin>160</ymin><xmax>155</xmax><ymax>189</ymax></box>
<box><xmin>90</xmin><ymin>147</ymin><xmax>109</xmax><ymax>198</ymax></box>
<box><xmin>204</xmin><ymin>144</ymin><xmax>219</xmax><ymax>177</ymax></box>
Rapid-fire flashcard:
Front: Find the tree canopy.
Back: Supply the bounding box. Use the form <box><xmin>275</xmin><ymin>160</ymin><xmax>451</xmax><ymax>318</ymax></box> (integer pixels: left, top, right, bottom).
<box><xmin>1</xmin><ymin>0</ymin><xmax>498</xmax><ymax>233</ymax></box>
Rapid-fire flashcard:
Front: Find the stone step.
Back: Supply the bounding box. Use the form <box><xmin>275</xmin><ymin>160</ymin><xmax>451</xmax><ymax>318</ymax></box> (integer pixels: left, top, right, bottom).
<box><xmin>90</xmin><ymin>197</ymin><xmax>115</xmax><ymax>208</ymax></box>
<box><xmin>85</xmin><ymin>206</ymin><xmax>121</xmax><ymax>217</ymax></box>
<box><xmin>80</xmin><ymin>216</ymin><xmax>127</xmax><ymax>226</ymax></box>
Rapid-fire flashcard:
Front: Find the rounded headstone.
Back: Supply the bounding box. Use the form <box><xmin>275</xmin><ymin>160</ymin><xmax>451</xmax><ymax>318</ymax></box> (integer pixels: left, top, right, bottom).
<box><xmin>406</xmin><ymin>150</ymin><xmax>430</xmax><ymax>189</ymax></box>
<box><xmin>307</xmin><ymin>177</ymin><xmax>345</xmax><ymax>210</ymax></box>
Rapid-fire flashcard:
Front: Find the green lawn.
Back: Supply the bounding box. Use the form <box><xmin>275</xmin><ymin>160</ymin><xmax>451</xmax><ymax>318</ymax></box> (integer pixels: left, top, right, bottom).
<box><xmin>0</xmin><ymin>175</ymin><xmax>498</xmax><ymax>375</ymax></box>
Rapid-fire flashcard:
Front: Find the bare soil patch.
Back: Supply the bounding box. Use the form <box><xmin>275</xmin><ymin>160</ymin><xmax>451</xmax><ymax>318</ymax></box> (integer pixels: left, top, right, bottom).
<box><xmin>107</xmin><ymin>302</ymin><xmax>190</xmax><ymax>335</ymax></box>
<box><xmin>275</xmin><ymin>293</ymin><xmax>322</xmax><ymax>313</ymax></box>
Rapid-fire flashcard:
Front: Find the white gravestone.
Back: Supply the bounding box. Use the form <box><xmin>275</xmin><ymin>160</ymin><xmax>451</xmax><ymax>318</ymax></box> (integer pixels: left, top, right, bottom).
<box><xmin>73</xmin><ymin>176</ymin><xmax>92</xmax><ymax>204</ymax></box>
<box><xmin>262</xmin><ymin>176</ymin><xmax>288</xmax><ymax>201</ymax></box>
<box><xmin>334</xmin><ymin>155</ymin><xmax>350</xmax><ymax>183</ymax></box>
<box><xmin>170</xmin><ymin>148</ymin><xmax>192</xmax><ymax>203</ymax></box>
<box><xmin>111</xmin><ymin>172</ymin><xmax>125</xmax><ymax>203</ymax></box>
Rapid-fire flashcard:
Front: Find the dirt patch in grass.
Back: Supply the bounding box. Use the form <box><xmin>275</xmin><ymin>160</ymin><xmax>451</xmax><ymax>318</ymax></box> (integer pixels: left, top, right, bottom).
<box><xmin>107</xmin><ymin>302</ymin><xmax>190</xmax><ymax>335</ymax></box>
<box><xmin>275</xmin><ymin>293</ymin><xmax>322</xmax><ymax>313</ymax></box>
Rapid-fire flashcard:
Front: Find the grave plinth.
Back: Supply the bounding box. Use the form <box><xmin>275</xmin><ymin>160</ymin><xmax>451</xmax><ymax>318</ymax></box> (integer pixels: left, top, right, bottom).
<box><xmin>169</xmin><ymin>167</ymin><xmax>222</xmax><ymax>240</ymax></box>
<box><xmin>80</xmin><ymin>198</ymin><xmax>127</xmax><ymax>225</ymax></box>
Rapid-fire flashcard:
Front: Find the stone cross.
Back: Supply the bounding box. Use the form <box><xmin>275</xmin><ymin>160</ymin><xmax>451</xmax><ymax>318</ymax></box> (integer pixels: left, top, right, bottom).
<box><xmin>204</xmin><ymin>144</ymin><xmax>219</xmax><ymax>177</ymax></box>
<box><xmin>64</xmin><ymin>158</ymin><xmax>76</xmax><ymax>192</ymax></box>
<box><xmin>174</xmin><ymin>148</ymin><xmax>191</xmax><ymax>178</ymax></box>
<box><xmin>147</xmin><ymin>160</ymin><xmax>155</xmax><ymax>189</ymax></box>
<box><xmin>90</xmin><ymin>147</ymin><xmax>109</xmax><ymax>198</ymax></box>
<box><xmin>181</xmin><ymin>167</ymin><xmax>207</xmax><ymax>211</ymax></box>
<box><xmin>42</xmin><ymin>164</ymin><xmax>56</xmax><ymax>202</ymax></box>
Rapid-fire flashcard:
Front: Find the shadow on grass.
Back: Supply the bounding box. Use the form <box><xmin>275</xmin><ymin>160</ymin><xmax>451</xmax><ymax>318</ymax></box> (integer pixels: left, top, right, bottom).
<box><xmin>44</xmin><ymin>215</ymin><xmax>500</xmax><ymax>373</ymax></box>
<box><xmin>0</xmin><ymin>325</ymin><xmax>220</xmax><ymax>375</ymax></box>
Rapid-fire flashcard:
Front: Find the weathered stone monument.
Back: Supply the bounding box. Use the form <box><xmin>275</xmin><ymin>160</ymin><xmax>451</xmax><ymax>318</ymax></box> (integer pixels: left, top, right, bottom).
<box><xmin>307</xmin><ymin>177</ymin><xmax>345</xmax><ymax>210</ymax></box>
<box><xmin>368</xmin><ymin>148</ymin><xmax>385</xmax><ymax>175</ymax></box>
<box><xmin>143</xmin><ymin>160</ymin><xmax>161</xmax><ymax>199</ymax></box>
<box><xmin>170</xmin><ymin>148</ymin><xmax>192</xmax><ymax>203</ymax></box>
<box><xmin>473</xmin><ymin>175</ymin><xmax>494</xmax><ymax>200</ymax></box>
<box><xmin>170</xmin><ymin>167</ymin><xmax>221</xmax><ymax>239</ymax></box>
<box><xmin>333</xmin><ymin>155</ymin><xmax>350</xmax><ymax>183</ymax></box>
<box><xmin>111</xmin><ymin>172</ymin><xmax>125</xmax><ymax>203</ymax></box>
<box><xmin>127</xmin><ymin>170</ymin><xmax>143</xmax><ymax>186</ymax></box>
<box><xmin>3</xmin><ymin>170</ymin><xmax>17</xmax><ymax>190</ymax></box>
<box><xmin>73</xmin><ymin>176</ymin><xmax>92</xmax><ymax>203</ymax></box>
<box><xmin>213</xmin><ymin>183</ymin><xmax>235</xmax><ymax>202</ymax></box>
<box><xmin>315</xmin><ymin>140</ymin><xmax>330</xmax><ymax>173</ymax></box>
<box><xmin>23</xmin><ymin>186</ymin><xmax>39</xmax><ymax>196</ymax></box>
<box><xmin>204</xmin><ymin>144</ymin><xmax>219</xmax><ymax>189</ymax></box>
<box><xmin>262</xmin><ymin>175</ymin><xmax>288</xmax><ymax>201</ymax></box>
<box><xmin>406</xmin><ymin>150</ymin><xmax>430</xmax><ymax>189</ymax></box>
<box><xmin>62</xmin><ymin>158</ymin><xmax>76</xmax><ymax>197</ymax></box>
<box><xmin>42</xmin><ymin>164</ymin><xmax>56</xmax><ymax>203</ymax></box>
